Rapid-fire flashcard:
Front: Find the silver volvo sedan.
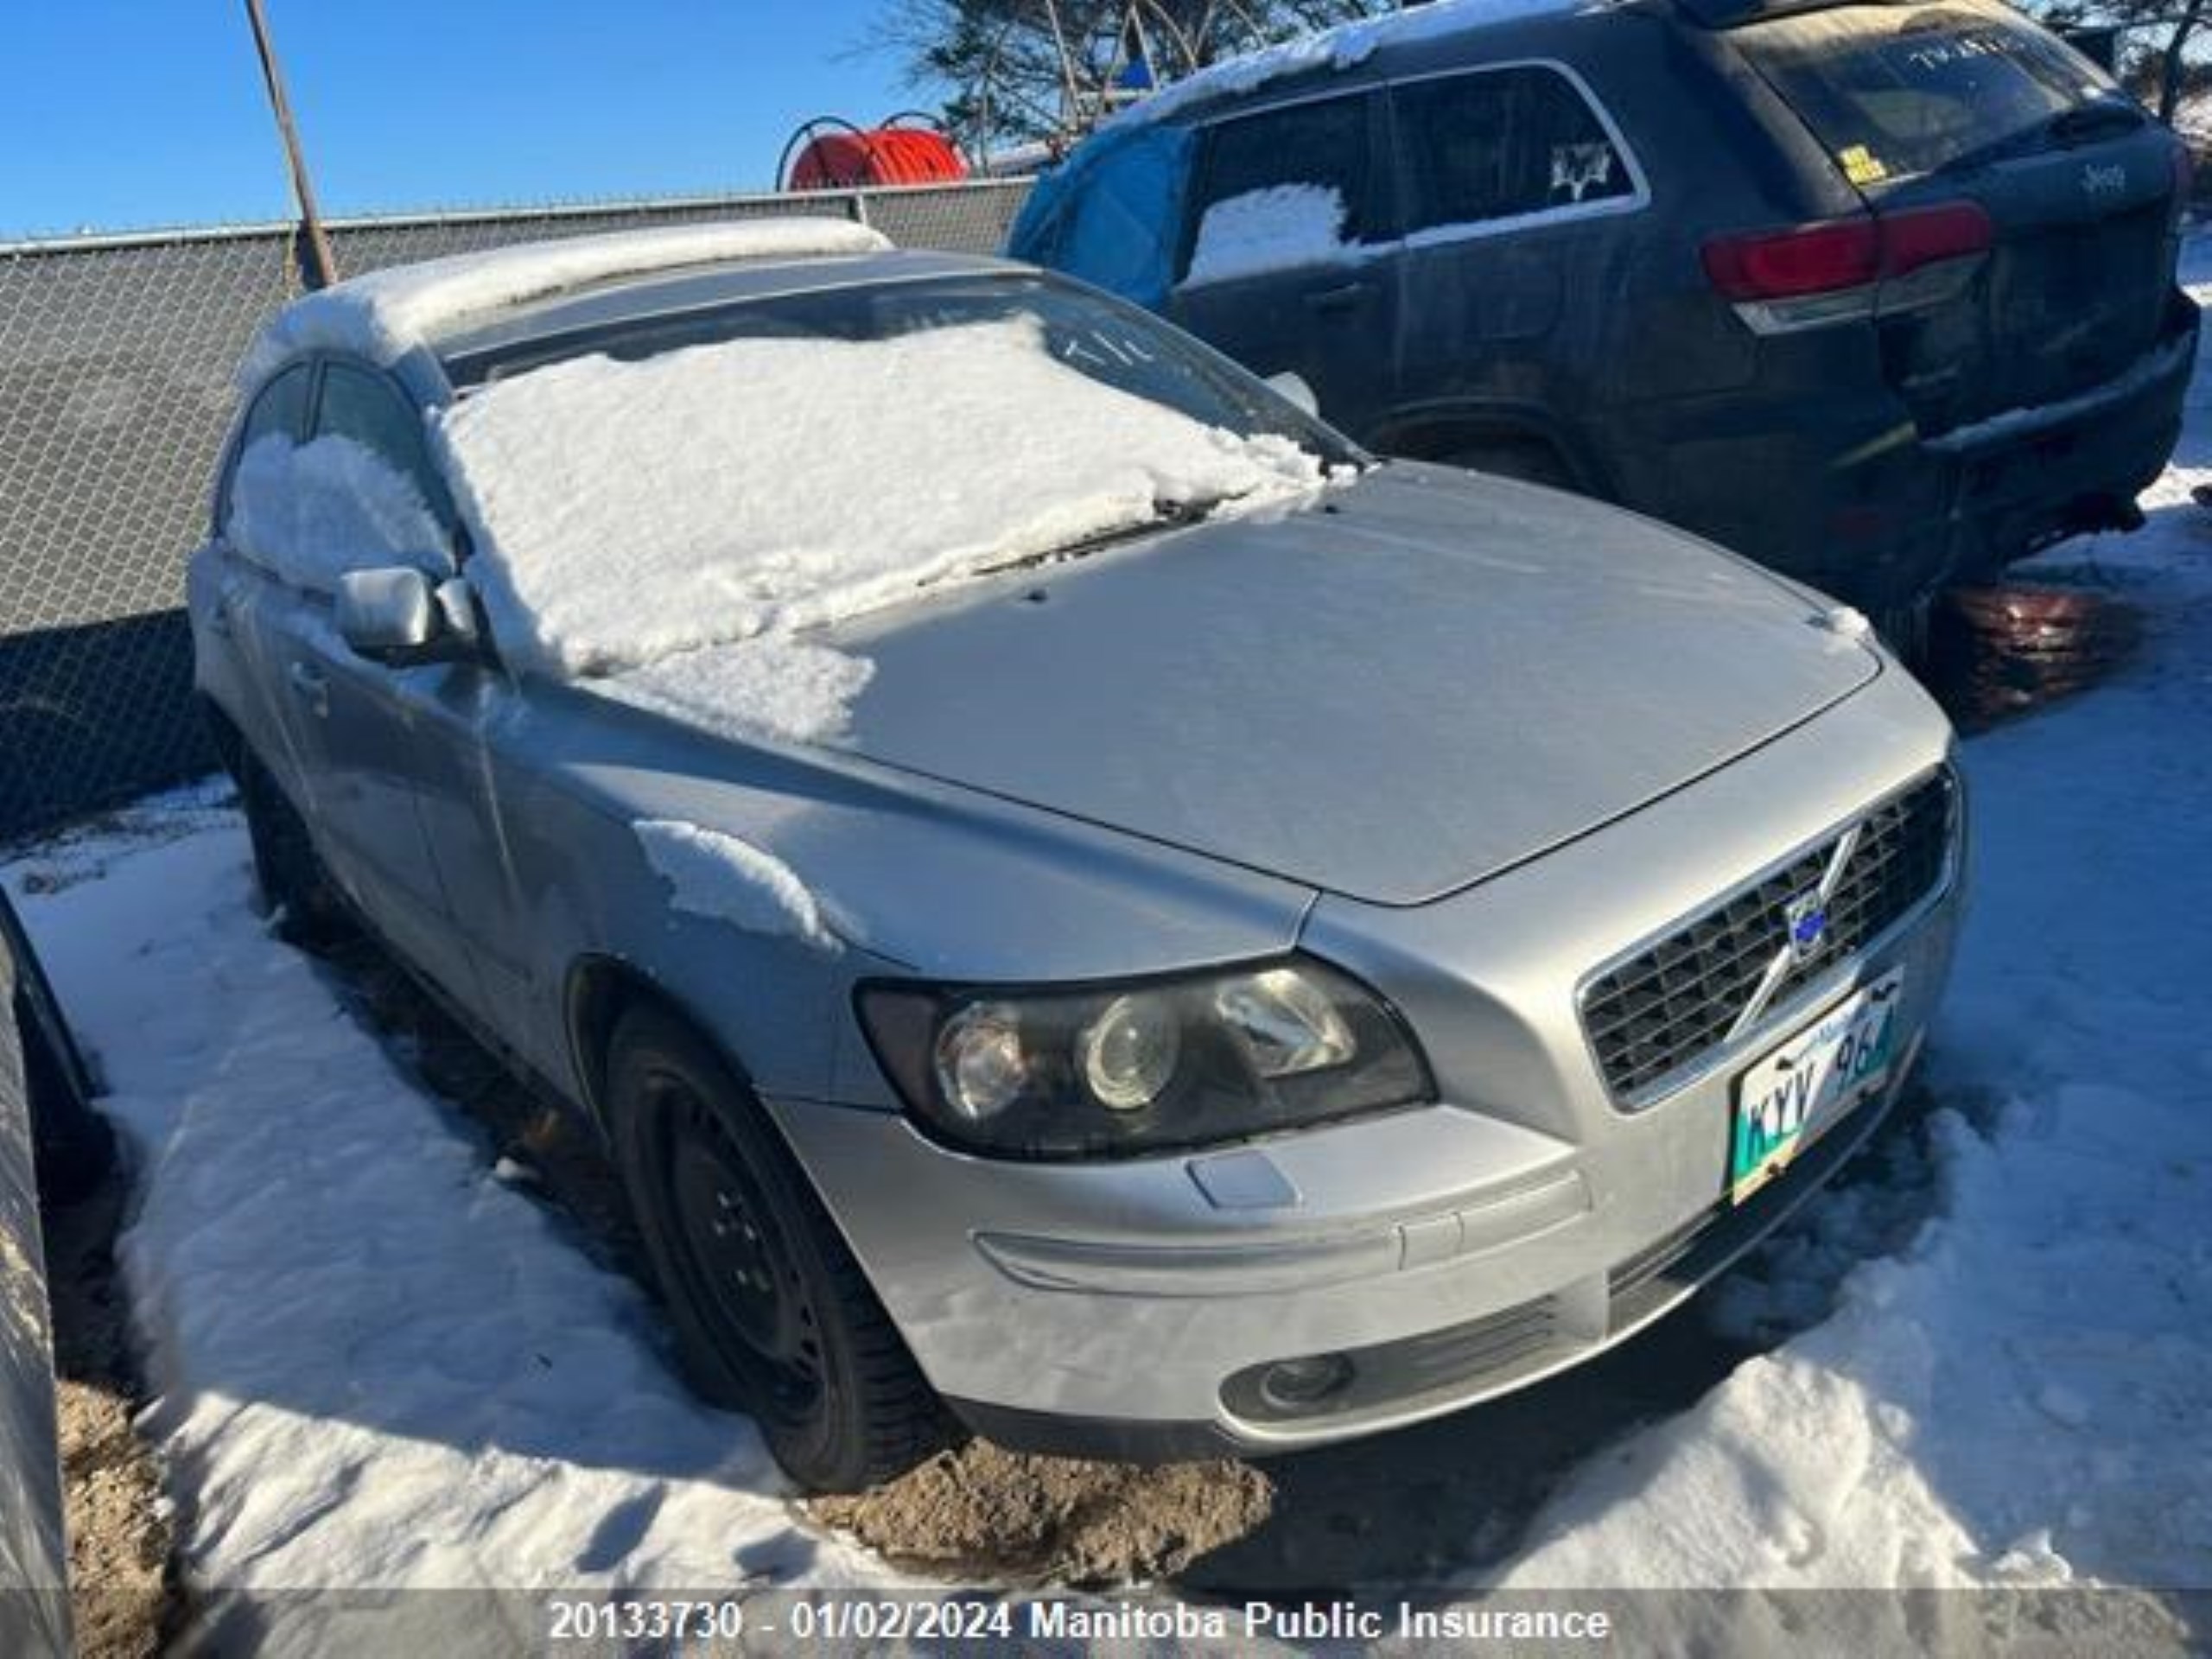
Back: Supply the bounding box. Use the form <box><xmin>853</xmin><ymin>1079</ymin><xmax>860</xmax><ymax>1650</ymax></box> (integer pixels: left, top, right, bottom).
<box><xmin>188</xmin><ymin>221</ymin><xmax>1963</xmax><ymax>1491</ymax></box>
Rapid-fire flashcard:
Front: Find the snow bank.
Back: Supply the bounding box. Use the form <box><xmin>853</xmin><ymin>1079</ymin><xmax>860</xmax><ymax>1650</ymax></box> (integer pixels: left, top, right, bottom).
<box><xmin>1485</xmin><ymin>486</ymin><xmax>2212</xmax><ymax>1595</ymax></box>
<box><xmin>3</xmin><ymin>817</ymin><xmax>893</xmax><ymax>1617</ymax></box>
<box><xmin>1182</xmin><ymin>184</ymin><xmax>1350</xmax><ymax>287</ymax></box>
<box><xmin>634</xmin><ymin>821</ymin><xmax>842</xmax><ymax>953</ymax></box>
<box><xmin>1113</xmin><ymin>0</ymin><xmax>1599</xmax><ymax>129</ymax></box>
<box><xmin>238</xmin><ymin>219</ymin><xmax>890</xmax><ymax>392</ymax></box>
<box><xmin>227</xmin><ymin>434</ymin><xmax>453</xmax><ymax>590</ymax></box>
<box><xmin>434</xmin><ymin>315</ymin><xmax>1327</xmax><ymax>682</ymax></box>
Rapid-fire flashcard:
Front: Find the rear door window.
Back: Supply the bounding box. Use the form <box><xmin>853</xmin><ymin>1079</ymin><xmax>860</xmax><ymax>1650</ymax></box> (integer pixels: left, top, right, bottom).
<box><xmin>1394</xmin><ymin>65</ymin><xmax>1639</xmax><ymax>234</ymax></box>
<box><xmin>1179</xmin><ymin>92</ymin><xmax>1386</xmax><ymax>284</ymax></box>
<box><xmin>1737</xmin><ymin>0</ymin><xmax>2130</xmax><ymax>188</ymax></box>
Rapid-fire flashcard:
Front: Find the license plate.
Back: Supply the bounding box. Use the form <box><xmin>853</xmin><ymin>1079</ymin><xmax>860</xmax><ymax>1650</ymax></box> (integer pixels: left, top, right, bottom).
<box><xmin>1728</xmin><ymin>969</ymin><xmax>1905</xmax><ymax>1205</ymax></box>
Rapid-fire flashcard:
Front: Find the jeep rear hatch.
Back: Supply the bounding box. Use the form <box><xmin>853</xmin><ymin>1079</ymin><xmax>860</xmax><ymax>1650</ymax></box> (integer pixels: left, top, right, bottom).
<box><xmin>1724</xmin><ymin>0</ymin><xmax>2183</xmax><ymax>435</ymax></box>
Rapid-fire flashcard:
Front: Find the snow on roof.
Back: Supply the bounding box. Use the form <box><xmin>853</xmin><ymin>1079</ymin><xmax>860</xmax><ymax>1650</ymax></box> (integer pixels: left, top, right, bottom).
<box><xmin>237</xmin><ymin>218</ymin><xmax>892</xmax><ymax>392</ymax></box>
<box><xmin>433</xmin><ymin>313</ymin><xmax>1328</xmax><ymax>726</ymax></box>
<box><xmin>1111</xmin><ymin>0</ymin><xmax>1605</xmax><ymax>130</ymax></box>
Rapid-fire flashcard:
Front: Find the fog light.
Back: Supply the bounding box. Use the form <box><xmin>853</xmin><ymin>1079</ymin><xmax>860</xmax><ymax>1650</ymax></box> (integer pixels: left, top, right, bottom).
<box><xmin>1257</xmin><ymin>1352</ymin><xmax>1354</xmax><ymax>1411</ymax></box>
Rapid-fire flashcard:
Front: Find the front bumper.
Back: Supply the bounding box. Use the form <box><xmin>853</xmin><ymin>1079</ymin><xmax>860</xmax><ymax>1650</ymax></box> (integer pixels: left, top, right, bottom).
<box><xmin>769</xmin><ymin>671</ymin><xmax>1963</xmax><ymax>1459</ymax></box>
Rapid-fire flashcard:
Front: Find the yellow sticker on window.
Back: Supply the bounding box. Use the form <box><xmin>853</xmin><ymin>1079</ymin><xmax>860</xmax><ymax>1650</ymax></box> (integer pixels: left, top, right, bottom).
<box><xmin>1839</xmin><ymin>144</ymin><xmax>1890</xmax><ymax>187</ymax></box>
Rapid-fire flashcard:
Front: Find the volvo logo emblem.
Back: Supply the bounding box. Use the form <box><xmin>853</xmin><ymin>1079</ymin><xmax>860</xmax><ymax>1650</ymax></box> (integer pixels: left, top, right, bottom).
<box><xmin>1731</xmin><ymin>827</ymin><xmax>1862</xmax><ymax>1039</ymax></box>
<box><xmin>1784</xmin><ymin>890</ymin><xmax>1830</xmax><ymax>965</ymax></box>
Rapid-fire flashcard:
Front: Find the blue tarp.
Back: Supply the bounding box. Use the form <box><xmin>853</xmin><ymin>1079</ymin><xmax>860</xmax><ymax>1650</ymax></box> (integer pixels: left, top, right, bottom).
<box><xmin>1006</xmin><ymin>122</ymin><xmax>1193</xmax><ymax>312</ymax></box>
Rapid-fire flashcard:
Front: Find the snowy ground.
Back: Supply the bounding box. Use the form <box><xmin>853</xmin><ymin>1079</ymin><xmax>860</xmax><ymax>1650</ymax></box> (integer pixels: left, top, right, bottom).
<box><xmin>1485</xmin><ymin>530</ymin><xmax>2212</xmax><ymax>1606</ymax></box>
<box><xmin>6</xmin><ymin>789</ymin><xmax>899</xmax><ymax>1604</ymax></box>
<box><xmin>1478</xmin><ymin>274</ymin><xmax>2212</xmax><ymax>1603</ymax></box>
<box><xmin>10</xmin><ymin>270</ymin><xmax>2212</xmax><ymax>1649</ymax></box>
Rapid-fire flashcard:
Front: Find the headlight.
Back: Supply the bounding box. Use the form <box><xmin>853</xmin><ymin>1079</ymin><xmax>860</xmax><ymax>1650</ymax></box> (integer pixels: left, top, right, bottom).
<box><xmin>855</xmin><ymin>957</ymin><xmax>1433</xmax><ymax>1160</ymax></box>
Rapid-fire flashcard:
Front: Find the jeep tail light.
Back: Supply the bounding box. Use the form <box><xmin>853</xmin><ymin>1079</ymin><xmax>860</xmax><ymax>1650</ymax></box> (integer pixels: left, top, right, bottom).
<box><xmin>1702</xmin><ymin>216</ymin><xmax>1882</xmax><ymax>301</ymax></box>
<box><xmin>1875</xmin><ymin>202</ymin><xmax>1995</xmax><ymax>278</ymax></box>
<box><xmin>1703</xmin><ymin>201</ymin><xmax>1993</xmax><ymax>333</ymax></box>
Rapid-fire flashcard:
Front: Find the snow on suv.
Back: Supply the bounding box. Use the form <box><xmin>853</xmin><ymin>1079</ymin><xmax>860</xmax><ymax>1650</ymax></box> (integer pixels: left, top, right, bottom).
<box><xmin>190</xmin><ymin>221</ymin><xmax>1963</xmax><ymax>1491</ymax></box>
<box><xmin>1009</xmin><ymin>0</ymin><xmax>2200</xmax><ymax>645</ymax></box>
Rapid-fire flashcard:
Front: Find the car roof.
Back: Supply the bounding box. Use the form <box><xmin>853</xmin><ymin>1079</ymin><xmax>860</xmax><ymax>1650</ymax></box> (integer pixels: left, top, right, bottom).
<box><xmin>429</xmin><ymin>246</ymin><xmax>1024</xmax><ymax>371</ymax></box>
<box><xmin>238</xmin><ymin>218</ymin><xmax>1027</xmax><ymax>394</ymax></box>
<box><xmin>1104</xmin><ymin>0</ymin><xmax>1834</xmax><ymax>131</ymax></box>
<box><xmin>1113</xmin><ymin>0</ymin><xmax>1643</xmax><ymax>130</ymax></box>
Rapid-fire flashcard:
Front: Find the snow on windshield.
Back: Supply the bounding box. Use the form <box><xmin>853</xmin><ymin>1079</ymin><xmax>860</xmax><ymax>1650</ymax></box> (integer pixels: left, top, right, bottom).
<box><xmin>1183</xmin><ymin>184</ymin><xmax>1351</xmax><ymax>287</ymax></box>
<box><xmin>433</xmin><ymin>314</ymin><xmax>1330</xmax><ymax>697</ymax></box>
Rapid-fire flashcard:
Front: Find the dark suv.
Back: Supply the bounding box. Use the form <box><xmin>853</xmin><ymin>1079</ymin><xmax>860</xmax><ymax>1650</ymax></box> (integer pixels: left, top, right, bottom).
<box><xmin>1008</xmin><ymin>0</ymin><xmax>2199</xmax><ymax>633</ymax></box>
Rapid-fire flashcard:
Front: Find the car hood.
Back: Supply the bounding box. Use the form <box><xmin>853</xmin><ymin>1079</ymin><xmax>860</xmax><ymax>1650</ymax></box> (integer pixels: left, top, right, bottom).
<box><xmin>825</xmin><ymin>463</ymin><xmax>1881</xmax><ymax>906</ymax></box>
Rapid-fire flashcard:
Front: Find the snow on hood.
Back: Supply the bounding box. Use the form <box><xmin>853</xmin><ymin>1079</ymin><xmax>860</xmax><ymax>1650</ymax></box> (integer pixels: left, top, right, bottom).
<box><xmin>433</xmin><ymin>313</ymin><xmax>1330</xmax><ymax>730</ymax></box>
<box><xmin>601</xmin><ymin>638</ymin><xmax>877</xmax><ymax>747</ymax></box>
<box><xmin>236</xmin><ymin>218</ymin><xmax>889</xmax><ymax>393</ymax></box>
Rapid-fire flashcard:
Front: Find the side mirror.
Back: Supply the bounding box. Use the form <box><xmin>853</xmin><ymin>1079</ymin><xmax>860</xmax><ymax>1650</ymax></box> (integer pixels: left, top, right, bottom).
<box><xmin>335</xmin><ymin>567</ymin><xmax>481</xmax><ymax>665</ymax></box>
<box><xmin>1265</xmin><ymin>371</ymin><xmax>1320</xmax><ymax>420</ymax></box>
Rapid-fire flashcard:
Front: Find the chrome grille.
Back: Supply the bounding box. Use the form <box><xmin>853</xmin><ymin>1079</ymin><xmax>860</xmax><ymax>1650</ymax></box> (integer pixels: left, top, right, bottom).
<box><xmin>1581</xmin><ymin>770</ymin><xmax>1955</xmax><ymax>1101</ymax></box>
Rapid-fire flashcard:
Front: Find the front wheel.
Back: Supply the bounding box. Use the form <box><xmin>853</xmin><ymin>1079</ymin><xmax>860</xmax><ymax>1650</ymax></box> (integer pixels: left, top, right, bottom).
<box><xmin>608</xmin><ymin>1005</ymin><xmax>946</xmax><ymax>1491</ymax></box>
<box><xmin>237</xmin><ymin>752</ymin><xmax>345</xmax><ymax>944</ymax></box>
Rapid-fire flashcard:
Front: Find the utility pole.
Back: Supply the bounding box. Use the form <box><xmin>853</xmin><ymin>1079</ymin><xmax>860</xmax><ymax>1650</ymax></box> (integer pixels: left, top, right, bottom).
<box><xmin>241</xmin><ymin>0</ymin><xmax>339</xmax><ymax>289</ymax></box>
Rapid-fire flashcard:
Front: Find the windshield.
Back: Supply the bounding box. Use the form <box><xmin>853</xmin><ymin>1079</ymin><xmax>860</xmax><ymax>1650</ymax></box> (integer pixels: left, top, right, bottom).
<box><xmin>448</xmin><ymin>271</ymin><xmax>1358</xmax><ymax>466</ymax></box>
<box><xmin>1737</xmin><ymin>1</ymin><xmax>2130</xmax><ymax>188</ymax></box>
<box><xmin>432</xmin><ymin>273</ymin><xmax>1351</xmax><ymax>685</ymax></box>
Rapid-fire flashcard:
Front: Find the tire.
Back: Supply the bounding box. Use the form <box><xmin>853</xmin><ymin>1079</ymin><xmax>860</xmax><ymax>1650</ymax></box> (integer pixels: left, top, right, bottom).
<box><xmin>22</xmin><ymin>1006</ymin><xmax>113</xmax><ymax>1206</ymax></box>
<box><xmin>237</xmin><ymin>751</ymin><xmax>345</xmax><ymax>944</ymax></box>
<box><xmin>1445</xmin><ymin>438</ymin><xmax>1578</xmax><ymax>491</ymax></box>
<box><xmin>607</xmin><ymin>1004</ymin><xmax>945</xmax><ymax>1491</ymax></box>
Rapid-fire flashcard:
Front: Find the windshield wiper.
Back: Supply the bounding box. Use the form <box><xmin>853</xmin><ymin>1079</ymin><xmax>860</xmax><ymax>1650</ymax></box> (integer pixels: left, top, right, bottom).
<box><xmin>1019</xmin><ymin>492</ymin><xmax>1248</xmax><ymax>569</ymax></box>
<box><xmin>2050</xmin><ymin>101</ymin><xmax>2151</xmax><ymax>144</ymax></box>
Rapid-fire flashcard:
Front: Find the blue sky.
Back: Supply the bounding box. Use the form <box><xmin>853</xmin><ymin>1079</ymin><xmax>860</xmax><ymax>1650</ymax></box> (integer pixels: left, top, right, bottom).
<box><xmin>2</xmin><ymin>2</ymin><xmax>915</xmax><ymax>238</ymax></box>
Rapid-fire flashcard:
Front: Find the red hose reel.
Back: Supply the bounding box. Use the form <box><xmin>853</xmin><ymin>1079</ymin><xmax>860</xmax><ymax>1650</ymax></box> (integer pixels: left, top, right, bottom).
<box><xmin>779</xmin><ymin>114</ymin><xmax>967</xmax><ymax>192</ymax></box>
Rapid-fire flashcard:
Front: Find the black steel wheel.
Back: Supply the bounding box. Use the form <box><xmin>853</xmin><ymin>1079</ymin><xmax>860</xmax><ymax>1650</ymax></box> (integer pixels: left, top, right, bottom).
<box><xmin>608</xmin><ymin>1004</ymin><xmax>946</xmax><ymax>1491</ymax></box>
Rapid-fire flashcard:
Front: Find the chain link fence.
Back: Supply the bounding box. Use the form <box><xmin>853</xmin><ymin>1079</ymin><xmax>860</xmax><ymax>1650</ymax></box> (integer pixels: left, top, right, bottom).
<box><xmin>0</xmin><ymin>178</ymin><xmax>1033</xmax><ymax>842</ymax></box>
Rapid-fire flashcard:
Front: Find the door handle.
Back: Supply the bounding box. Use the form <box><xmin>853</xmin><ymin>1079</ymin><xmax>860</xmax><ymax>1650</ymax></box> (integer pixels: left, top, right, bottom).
<box><xmin>286</xmin><ymin>661</ymin><xmax>330</xmax><ymax>718</ymax></box>
<box><xmin>1303</xmin><ymin>282</ymin><xmax>1370</xmax><ymax>315</ymax></box>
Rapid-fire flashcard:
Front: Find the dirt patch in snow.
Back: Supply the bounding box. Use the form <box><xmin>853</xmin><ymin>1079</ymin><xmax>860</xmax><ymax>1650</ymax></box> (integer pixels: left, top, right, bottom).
<box><xmin>42</xmin><ymin>1155</ymin><xmax>179</xmax><ymax>1657</ymax></box>
<box><xmin>810</xmin><ymin>1442</ymin><xmax>1273</xmax><ymax>1586</ymax></box>
<box><xmin>55</xmin><ymin>1377</ymin><xmax>169</xmax><ymax>1656</ymax></box>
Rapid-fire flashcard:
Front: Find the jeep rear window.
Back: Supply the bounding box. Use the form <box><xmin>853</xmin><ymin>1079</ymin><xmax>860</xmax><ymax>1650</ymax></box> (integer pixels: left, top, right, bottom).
<box><xmin>1737</xmin><ymin>0</ymin><xmax>2126</xmax><ymax>188</ymax></box>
